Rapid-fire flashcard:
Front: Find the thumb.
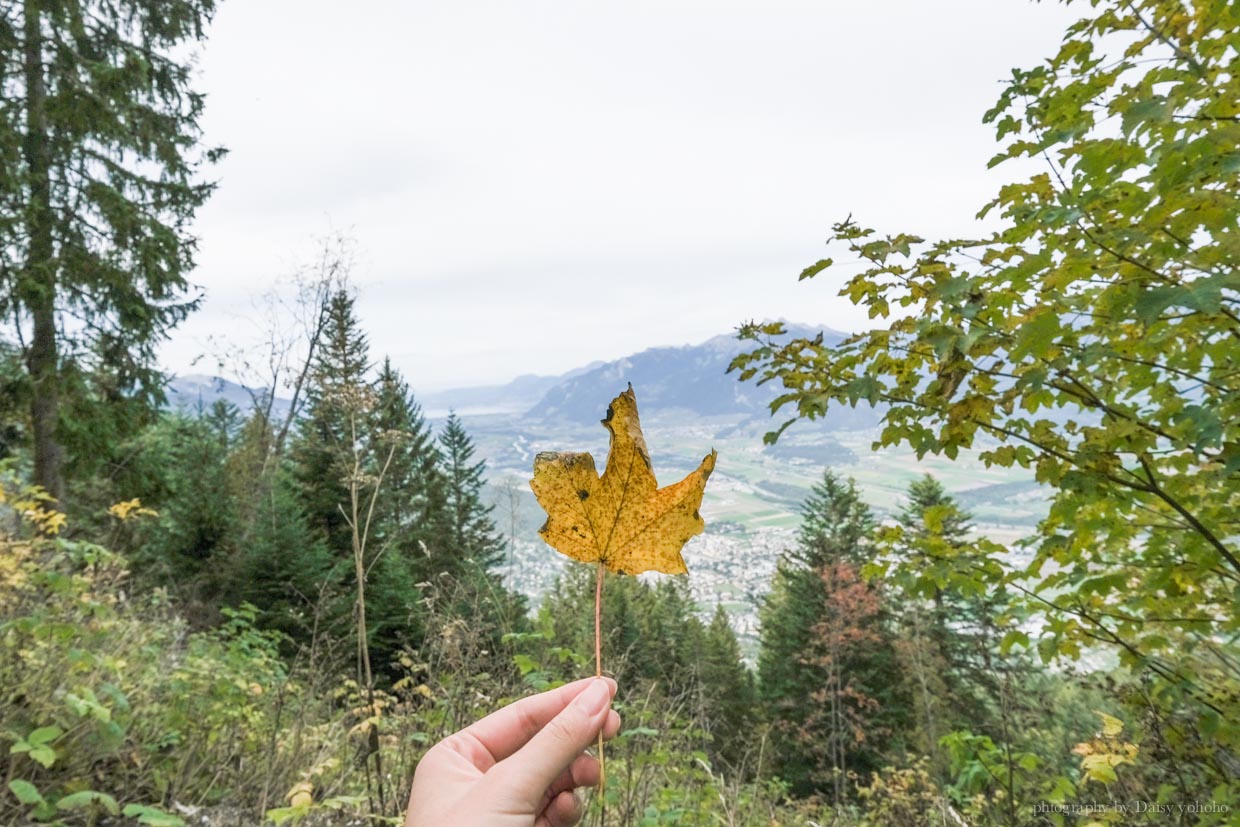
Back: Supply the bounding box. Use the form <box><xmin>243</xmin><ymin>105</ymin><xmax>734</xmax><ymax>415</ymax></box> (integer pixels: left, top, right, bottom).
<box><xmin>488</xmin><ymin>678</ymin><xmax>614</xmax><ymax>810</ymax></box>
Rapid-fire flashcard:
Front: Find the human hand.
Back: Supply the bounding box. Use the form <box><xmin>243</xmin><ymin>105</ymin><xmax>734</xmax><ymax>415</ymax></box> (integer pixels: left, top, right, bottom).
<box><xmin>404</xmin><ymin>676</ymin><xmax>621</xmax><ymax>827</ymax></box>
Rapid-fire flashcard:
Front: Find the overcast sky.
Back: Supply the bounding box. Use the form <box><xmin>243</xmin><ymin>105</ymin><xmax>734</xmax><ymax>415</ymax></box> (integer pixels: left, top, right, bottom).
<box><xmin>165</xmin><ymin>0</ymin><xmax>1077</xmax><ymax>391</ymax></box>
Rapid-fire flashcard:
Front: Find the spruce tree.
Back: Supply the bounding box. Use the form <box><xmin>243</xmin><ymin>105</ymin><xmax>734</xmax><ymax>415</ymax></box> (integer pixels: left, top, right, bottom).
<box><xmin>895</xmin><ymin>475</ymin><xmax>987</xmax><ymax>701</ymax></box>
<box><xmin>438</xmin><ymin>413</ymin><xmax>504</xmax><ymax>575</ymax></box>
<box><xmin>226</xmin><ymin>466</ymin><xmax>338</xmax><ymax>647</ymax></box>
<box><xmin>146</xmin><ymin>405</ymin><xmax>236</xmax><ymax>580</ymax></box>
<box><xmin>794</xmin><ymin>469</ymin><xmax>875</xmax><ymax>568</ymax></box>
<box><xmin>0</xmin><ymin>0</ymin><xmax>223</xmax><ymax>502</ymax></box>
<box><xmin>432</xmin><ymin>412</ymin><xmax>531</xmax><ymax>640</ymax></box>
<box><xmin>0</xmin><ymin>340</ymin><xmax>25</xmax><ymax>460</ymax></box>
<box><xmin>288</xmin><ymin>292</ymin><xmax>433</xmax><ymax>671</ymax></box>
<box><xmin>291</xmin><ymin>290</ymin><xmax>372</xmax><ymax>551</ymax></box>
<box><xmin>363</xmin><ymin>359</ymin><xmax>448</xmax><ymax>662</ymax></box>
<box><xmin>894</xmin><ymin>474</ymin><xmax>1019</xmax><ymax>754</ymax></box>
<box><xmin>698</xmin><ymin>604</ymin><xmax>756</xmax><ymax>771</ymax></box>
<box><xmin>370</xmin><ymin>359</ymin><xmax>447</xmax><ymax>571</ymax></box>
<box><xmin>757</xmin><ymin>469</ymin><xmax>905</xmax><ymax>797</ymax></box>
<box><xmin>541</xmin><ymin>565</ymin><xmax>700</xmax><ymax>693</ymax></box>
<box><xmin>758</xmin><ymin>471</ymin><xmax>872</xmax><ymax>724</ymax></box>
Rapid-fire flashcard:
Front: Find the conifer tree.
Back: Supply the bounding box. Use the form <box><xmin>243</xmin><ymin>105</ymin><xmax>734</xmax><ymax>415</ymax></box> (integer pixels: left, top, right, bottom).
<box><xmin>438</xmin><ymin>413</ymin><xmax>504</xmax><ymax>575</ymax></box>
<box><xmin>146</xmin><ymin>403</ymin><xmax>237</xmax><ymax>579</ymax></box>
<box><xmin>798</xmin><ymin>561</ymin><xmax>884</xmax><ymax>805</ymax></box>
<box><xmin>0</xmin><ymin>340</ymin><xmax>25</xmax><ymax>460</ymax></box>
<box><xmin>100</xmin><ymin>400</ymin><xmax>238</xmax><ymax>600</ymax></box>
<box><xmin>758</xmin><ymin>469</ymin><xmax>906</xmax><ymax>796</ymax></box>
<box><xmin>291</xmin><ymin>290</ymin><xmax>372</xmax><ymax>550</ymax></box>
<box><xmin>894</xmin><ymin>475</ymin><xmax>994</xmax><ymax>709</ymax></box>
<box><xmin>698</xmin><ymin>604</ymin><xmax>756</xmax><ymax>771</ymax></box>
<box><xmin>893</xmin><ymin>474</ymin><xmax>1026</xmax><ymax>771</ymax></box>
<box><xmin>361</xmin><ymin>359</ymin><xmax>449</xmax><ymax>662</ymax></box>
<box><xmin>758</xmin><ymin>471</ymin><xmax>872</xmax><ymax>720</ymax></box>
<box><xmin>542</xmin><ymin>565</ymin><xmax>701</xmax><ymax>692</ymax></box>
<box><xmin>288</xmin><ymin>291</ymin><xmax>435</xmax><ymax>671</ymax></box>
<box><xmin>1</xmin><ymin>0</ymin><xmax>223</xmax><ymax>502</ymax></box>
<box><xmin>226</xmin><ymin>466</ymin><xmax>337</xmax><ymax>646</ymax></box>
<box><xmin>637</xmin><ymin>578</ymin><xmax>702</xmax><ymax>692</ymax></box>
<box><xmin>370</xmin><ymin>359</ymin><xmax>447</xmax><ymax>570</ymax></box>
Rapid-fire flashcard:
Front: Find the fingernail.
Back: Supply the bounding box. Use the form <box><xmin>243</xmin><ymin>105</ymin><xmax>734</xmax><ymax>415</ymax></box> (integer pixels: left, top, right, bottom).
<box><xmin>577</xmin><ymin>678</ymin><xmax>611</xmax><ymax>715</ymax></box>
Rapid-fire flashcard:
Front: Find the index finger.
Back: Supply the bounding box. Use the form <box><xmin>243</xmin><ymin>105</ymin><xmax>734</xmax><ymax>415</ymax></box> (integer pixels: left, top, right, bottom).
<box><xmin>448</xmin><ymin>676</ymin><xmax>618</xmax><ymax>768</ymax></box>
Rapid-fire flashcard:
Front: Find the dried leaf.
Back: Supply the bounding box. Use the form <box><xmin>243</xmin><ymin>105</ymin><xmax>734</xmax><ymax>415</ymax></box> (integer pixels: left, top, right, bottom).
<box><xmin>530</xmin><ymin>385</ymin><xmax>716</xmax><ymax>575</ymax></box>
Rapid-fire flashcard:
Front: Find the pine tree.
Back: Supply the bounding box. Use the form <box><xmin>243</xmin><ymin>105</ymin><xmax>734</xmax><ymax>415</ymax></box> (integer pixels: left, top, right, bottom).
<box><xmin>147</xmin><ymin>405</ymin><xmax>236</xmax><ymax>578</ymax></box>
<box><xmin>369</xmin><ymin>359</ymin><xmax>447</xmax><ymax>571</ymax></box>
<box><xmin>757</xmin><ymin>469</ymin><xmax>907</xmax><ymax>797</ymax></box>
<box><xmin>291</xmin><ymin>290</ymin><xmax>372</xmax><ymax>552</ymax></box>
<box><xmin>895</xmin><ymin>474</ymin><xmax>993</xmax><ymax>712</ymax></box>
<box><xmin>0</xmin><ymin>0</ymin><xmax>223</xmax><ymax>502</ymax></box>
<box><xmin>362</xmin><ymin>359</ymin><xmax>449</xmax><ymax>663</ymax></box>
<box><xmin>698</xmin><ymin>604</ymin><xmax>756</xmax><ymax>771</ymax></box>
<box><xmin>893</xmin><ymin>473</ymin><xmax>1028</xmax><ymax>775</ymax></box>
<box><xmin>438</xmin><ymin>413</ymin><xmax>504</xmax><ymax>575</ymax></box>
<box><xmin>226</xmin><ymin>466</ymin><xmax>338</xmax><ymax>649</ymax></box>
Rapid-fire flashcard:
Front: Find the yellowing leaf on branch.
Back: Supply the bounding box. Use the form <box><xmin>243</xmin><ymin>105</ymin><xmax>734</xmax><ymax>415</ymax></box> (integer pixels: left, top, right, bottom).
<box><xmin>107</xmin><ymin>498</ymin><xmax>158</xmax><ymax>521</ymax></box>
<box><xmin>530</xmin><ymin>385</ymin><xmax>716</xmax><ymax>575</ymax></box>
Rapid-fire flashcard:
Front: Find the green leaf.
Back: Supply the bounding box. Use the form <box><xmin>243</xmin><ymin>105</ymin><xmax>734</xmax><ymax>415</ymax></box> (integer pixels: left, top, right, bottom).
<box><xmin>122</xmin><ymin>804</ymin><xmax>187</xmax><ymax>827</ymax></box>
<box><xmin>56</xmin><ymin>791</ymin><xmax>120</xmax><ymax>816</ymax></box>
<box><xmin>28</xmin><ymin>745</ymin><xmax>56</xmax><ymax>769</ymax></box>
<box><xmin>8</xmin><ymin>780</ymin><xmax>44</xmax><ymax>806</ymax></box>
<box><xmin>27</xmin><ymin>727</ymin><xmax>62</xmax><ymax>746</ymax></box>
<box><xmin>1045</xmin><ymin>775</ymin><xmax>1076</xmax><ymax>804</ymax></box>
<box><xmin>798</xmin><ymin>258</ymin><xmax>833</xmax><ymax>281</ymax></box>
<box><xmin>1000</xmin><ymin>629</ymin><xmax>1030</xmax><ymax>654</ymax></box>
<box><xmin>1009</xmin><ymin>310</ymin><xmax>1060</xmax><ymax>360</ymax></box>
<box><xmin>1120</xmin><ymin>96</ymin><xmax>1169</xmax><ymax>136</ymax></box>
<box><xmin>1081</xmin><ymin>754</ymin><xmax>1119</xmax><ymax>784</ymax></box>
<box><xmin>265</xmin><ymin>804</ymin><xmax>311</xmax><ymax>826</ymax></box>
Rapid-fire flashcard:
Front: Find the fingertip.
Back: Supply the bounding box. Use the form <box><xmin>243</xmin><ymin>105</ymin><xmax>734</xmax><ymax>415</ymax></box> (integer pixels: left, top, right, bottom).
<box><xmin>603</xmin><ymin>709</ymin><xmax>621</xmax><ymax>740</ymax></box>
<box><xmin>570</xmin><ymin>752</ymin><xmax>600</xmax><ymax>788</ymax></box>
<box><xmin>574</xmin><ymin>678</ymin><xmax>611</xmax><ymax>716</ymax></box>
<box><xmin>548</xmin><ymin>789</ymin><xmax>582</xmax><ymax>827</ymax></box>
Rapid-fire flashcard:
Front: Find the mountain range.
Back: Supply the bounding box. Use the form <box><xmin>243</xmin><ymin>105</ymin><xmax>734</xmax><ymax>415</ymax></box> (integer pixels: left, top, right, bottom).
<box><xmin>167</xmin><ymin>323</ymin><xmax>883</xmax><ymax>431</ymax></box>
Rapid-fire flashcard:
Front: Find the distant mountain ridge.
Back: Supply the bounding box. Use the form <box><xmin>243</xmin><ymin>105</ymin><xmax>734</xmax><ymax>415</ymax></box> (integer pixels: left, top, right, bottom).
<box><xmin>166</xmin><ymin>324</ymin><xmax>883</xmax><ymax>430</ymax></box>
<box><xmin>527</xmin><ymin>325</ymin><xmax>881</xmax><ymax>429</ymax></box>
<box><xmin>166</xmin><ymin>374</ymin><xmax>292</xmax><ymax>420</ymax></box>
<box><xmin>418</xmin><ymin>361</ymin><xmax>605</xmax><ymax>416</ymax></box>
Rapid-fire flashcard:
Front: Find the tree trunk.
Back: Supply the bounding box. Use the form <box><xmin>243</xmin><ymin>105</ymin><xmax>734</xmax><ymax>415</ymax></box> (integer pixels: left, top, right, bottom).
<box><xmin>21</xmin><ymin>0</ymin><xmax>63</xmax><ymax>503</ymax></box>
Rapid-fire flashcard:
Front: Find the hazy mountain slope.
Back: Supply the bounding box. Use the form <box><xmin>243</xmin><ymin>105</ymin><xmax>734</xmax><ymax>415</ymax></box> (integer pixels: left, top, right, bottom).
<box><xmin>165</xmin><ymin>374</ymin><xmax>293</xmax><ymax>418</ymax></box>
<box><xmin>529</xmin><ymin>326</ymin><xmax>882</xmax><ymax>429</ymax></box>
<box><xmin>417</xmin><ymin>362</ymin><xmax>605</xmax><ymax>416</ymax></box>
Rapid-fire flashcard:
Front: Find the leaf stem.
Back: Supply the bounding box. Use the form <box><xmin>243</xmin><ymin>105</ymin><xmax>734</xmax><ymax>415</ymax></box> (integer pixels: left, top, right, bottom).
<box><xmin>594</xmin><ymin>559</ymin><xmax>606</xmax><ymax>796</ymax></box>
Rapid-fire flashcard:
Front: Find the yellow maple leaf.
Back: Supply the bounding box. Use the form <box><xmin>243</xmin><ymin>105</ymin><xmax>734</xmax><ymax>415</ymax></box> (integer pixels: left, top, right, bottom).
<box><xmin>530</xmin><ymin>385</ymin><xmax>716</xmax><ymax>575</ymax></box>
